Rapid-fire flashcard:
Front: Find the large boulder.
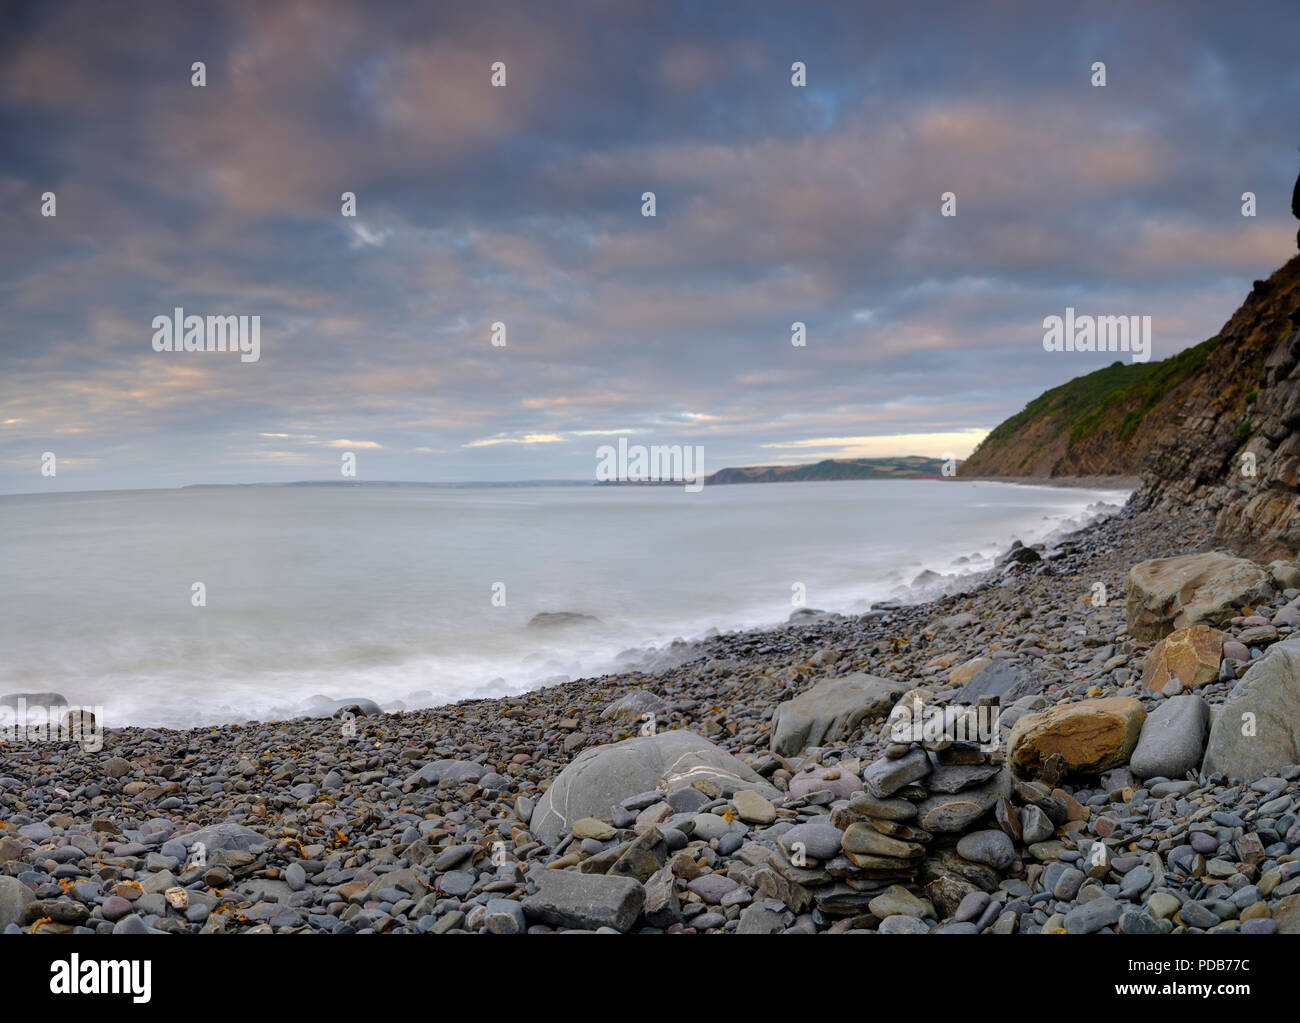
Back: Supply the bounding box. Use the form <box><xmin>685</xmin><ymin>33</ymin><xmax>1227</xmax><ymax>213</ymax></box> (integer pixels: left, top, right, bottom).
<box><xmin>1202</xmin><ymin>635</ymin><xmax>1300</xmax><ymax>781</ymax></box>
<box><xmin>529</xmin><ymin>731</ymin><xmax>777</xmax><ymax>846</ymax></box>
<box><xmin>1269</xmin><ymin>560</ymin><xmax>1300</xmax><ymax>591</ymax></box>
<box><xmin>0</xmin><ymin>692</ymin><xmax>74</xmax><ymax>739</ymax></box>
<box><xmin>1140</xmin><ymin>626</ymin><xmax>1226</xmax><ymax>692</ymax></box>
<box><xmin>1125</xmin><ymin>552</ymin><xmax>1273</xmax><ymax>641</ymax></box>
<box><xmin>770</xmin><ymin>673</ymin><xmax>908</xmax><ymax>756</ymax></box>
<box><xmin>1129</xmin><ymin>694</ymin><xmax>1210</xmax><ymax>779</ymax></box>
<box><xmin>1008</xmin><ymin>697</ymin><xmax>1146</xmax><ymax>776</ymax></box>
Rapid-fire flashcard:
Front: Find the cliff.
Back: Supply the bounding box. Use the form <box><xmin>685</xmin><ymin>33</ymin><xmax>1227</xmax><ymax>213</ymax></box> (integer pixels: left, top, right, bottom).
<box><xmin>958</xmin><ymin>341</ymin><xmax>1219</xmax><ymax>478</ymax></box>
<box><xmin>961</xmin><ymin>254</ymin><xmax>1300</xmax><ymax>559</ymax></box>
<box><xmin>1132</xmin><ymin>254</ymin><xmax>1300</xmax><ymax>559</ymax></box>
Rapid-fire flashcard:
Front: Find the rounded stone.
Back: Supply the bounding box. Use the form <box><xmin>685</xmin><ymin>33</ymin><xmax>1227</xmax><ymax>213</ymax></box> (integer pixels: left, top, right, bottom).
<box><xmin>104</xmin><ymin>757</ymin><xmax>131</xmax><ymax>779</ymax></box>
<box><xmin>1189</xmin><ymin>832</ymin><xmax>1219</xmax><ymax>854</ymax></box>
<box><xmin>99</xmin><ymin>896</ymin><xmax>133</xmax><ymax>922</ymax></box>
<box><xmin>732</xmin><ymin>789</ymin><xmax>776</xmax><ymax>825</ymax></box>
<box><xmin>779</xmin><ymin>822</ymin><xmax>845</xmax><ymax>862</ymax></box>
<box><xmin>877</xmin><ymin>913</ymin><xmax>929</xmax><ymax>933</ymax></box>
<box><xmin>956</xmin><ymin>829</ymin><xmax>1016</xmax><ymax>871</ymax></box>
<box><xmin>284</xmin><ymin>862</ymin><xmax>308</xmax><ymax>892</ymax></box>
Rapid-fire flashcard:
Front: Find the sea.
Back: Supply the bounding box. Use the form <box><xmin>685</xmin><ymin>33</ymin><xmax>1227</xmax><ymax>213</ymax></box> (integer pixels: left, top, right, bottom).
<box><xmin>0</xmin><ymin>479</ymin><xmax>1131</xmax><ymax>728</ymax></box>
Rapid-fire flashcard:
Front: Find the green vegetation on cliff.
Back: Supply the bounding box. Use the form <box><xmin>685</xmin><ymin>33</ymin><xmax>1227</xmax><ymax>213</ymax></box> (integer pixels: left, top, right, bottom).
<box><xmin>961</xmin><ymin>336</ymin><xmax>1220</xmax><ymax>477</ymax></box>
<box><xmin>981</xmin><ymin>339</ymin><xmax>1218</xmax><ymax>454</ymax></box>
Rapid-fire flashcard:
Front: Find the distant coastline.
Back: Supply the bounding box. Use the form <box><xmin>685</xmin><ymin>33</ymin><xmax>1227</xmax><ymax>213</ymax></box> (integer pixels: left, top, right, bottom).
<box><xmin>180</xmin><ymin>479</ymin><xmax>591</xmax><ymax>489</ymax></box>
<box><xmin>182</xmin><ymin>466</ymin><xmax>1140</xmax><ymax>491</ymax></box>
<box><xmin>4</xmin><ymin>468</ymin><xmax>1141</xmax><ymax>500</ymax></box>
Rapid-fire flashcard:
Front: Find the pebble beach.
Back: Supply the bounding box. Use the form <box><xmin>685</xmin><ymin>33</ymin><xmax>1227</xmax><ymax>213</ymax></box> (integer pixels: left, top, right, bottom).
<box><xmin>4</xmin><ymin>498</ymin><xmax>1300</xmax><ymax>936</ymax></box>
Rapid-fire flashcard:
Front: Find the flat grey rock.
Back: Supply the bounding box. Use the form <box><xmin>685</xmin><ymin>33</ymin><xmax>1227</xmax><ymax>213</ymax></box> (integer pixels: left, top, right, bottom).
<box><xmin>864</xmin><ymin>748</ymin><xmax>931</xmax><ymax>798</ymax></box>
<box><xmin>1131</xmin><ymin>694</ymin><xmax>1209</xmax><ymax>779</ymax></box>
<box><xmin>770</xmin><ymin>673</ymin><xmax>908</xmax><ymax>757</ymax></box>
<box><xmin>522</xmin><ymin>871</ymin><xmax>645</xmax><ymax>932</ymax></box>
<box><xmin>954</xmin><ymin>661</ymin><xmax>1040</xmax><ymax>705</ymax></box>
<box><xmin>1065</xmin><ymin>897</ymin><xmax>1122</xmax><ymax>933</ymax></box>
<box><xmin>179</xmin><ymin>823</ymin><xmax>269</xmax><ymax>854</ymax></box>
<box><xmin>404</xmin><ymin>759</ymin><xmax>486</xmax><ymax>787</ymax></box>
<box><xmin>915</xmin><ymin>769</ymin><xmax>1012</xmax><ymax>833</ymax></box>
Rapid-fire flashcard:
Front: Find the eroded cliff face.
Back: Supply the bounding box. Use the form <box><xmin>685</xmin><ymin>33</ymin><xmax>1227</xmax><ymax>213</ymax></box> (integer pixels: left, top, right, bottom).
<box><xmin>961</xmin><ymin>251</ymin><xmax>1300</xmax><ymax>559</ymax></box>
<box><xmin>1133</xmin><ymin>254</ymin><xmax>1300</xmax><ymax>560</ymax></box>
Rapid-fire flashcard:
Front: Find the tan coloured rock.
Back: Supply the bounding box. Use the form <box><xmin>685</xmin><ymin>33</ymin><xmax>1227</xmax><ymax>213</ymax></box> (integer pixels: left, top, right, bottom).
<box><xmin>1140</xmin><ymin>625</ymin><xmax>1226</xmax><ymax>691</ymax></box>
<box><xmin>572</xmin><ymin>817</ymin><xmax>617</xmax><ymax>841</ymax></box>
<box><xmin>1125</xmin><ymin>552</ymin><xmax>1273</xmax><ymax>641</ymax></box>
<box><xmin>949</xmin><ymin>656</ymin><xmax>992</xmax><ymax>689</ymax></box>
<box><xmin>1008</xmin><ymin>697</ymin><xmax>1146</xmax><ymax>776</ymax></box>
<box><xmin>732</xmin><ymin>788</ymin><xmax>776</xmax><ymax>825</ymax></box>
<box><xmin>840</xmin><ymin>823</ymin><xmax>926</xmax><ymax>860</ymax></box>
<box><xmin>868</xmin><ymin>885</ymin><xmax>934</xmax><ymax>919</ymax></box>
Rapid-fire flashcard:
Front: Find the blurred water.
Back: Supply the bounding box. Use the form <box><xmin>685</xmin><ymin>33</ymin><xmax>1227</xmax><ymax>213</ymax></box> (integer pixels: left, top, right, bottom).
<box><xmin>0</xmin><ymin>479</ymin><xmax>1130</xmax><ymax>727</ymax></box>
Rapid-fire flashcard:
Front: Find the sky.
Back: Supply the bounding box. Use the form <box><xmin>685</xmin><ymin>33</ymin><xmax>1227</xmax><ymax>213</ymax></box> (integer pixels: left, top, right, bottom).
<box><xmin>3</xmin><ymin>0</ymin><xmax>1299</xmax><ymax>494</ymax></box>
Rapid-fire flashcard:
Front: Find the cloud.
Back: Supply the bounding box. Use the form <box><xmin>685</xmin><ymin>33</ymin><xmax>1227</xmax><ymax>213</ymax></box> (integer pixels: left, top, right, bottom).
<box><xmin>348</xmin><ymin>222</ymin><xmax>394</xmax><ymax>249</ymax></box>
<box><xmin>1</xmin><ymin>0</ymin><xmax>1297</xmax><ymax>492</ymax></box>
<box><xmin>761</xmin><ymin>429</ymin><xmax>990</xmax><ymax>459</ymax></box>
<box><xmin>463</xmin><ymin>433</ymin><xmax>566</xmax><ymax>448</ymax></box>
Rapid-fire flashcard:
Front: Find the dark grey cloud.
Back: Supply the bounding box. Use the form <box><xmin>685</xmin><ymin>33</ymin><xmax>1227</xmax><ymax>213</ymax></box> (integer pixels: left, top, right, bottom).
<box><xmin>2</xmin><ymin>0</ymin><xmax>1299</xmax><ymax>491</ymax></box>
